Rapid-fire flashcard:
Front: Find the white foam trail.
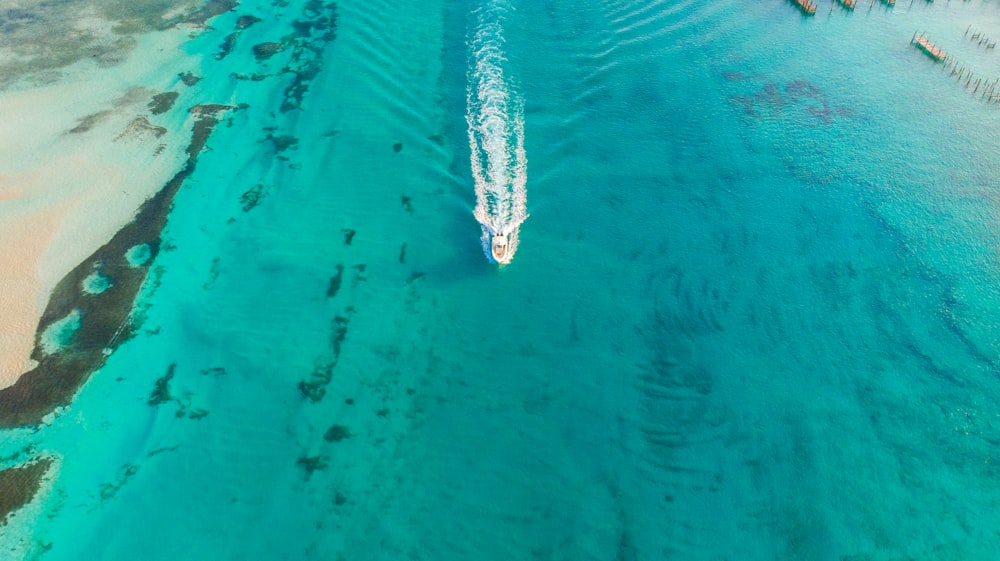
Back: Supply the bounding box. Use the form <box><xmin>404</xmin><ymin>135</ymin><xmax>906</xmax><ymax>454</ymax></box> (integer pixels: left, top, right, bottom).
<box><xmin>467</xmin><ymin>3</ymin><xmax>527</xmax><ymax>264</ymax></box>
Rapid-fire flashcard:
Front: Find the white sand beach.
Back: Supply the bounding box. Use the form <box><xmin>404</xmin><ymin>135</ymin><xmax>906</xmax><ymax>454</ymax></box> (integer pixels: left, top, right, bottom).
<box><xmin>0</xmin><ymin>27</ymin><xmax>204</xmax><ymax>389</ymax></box>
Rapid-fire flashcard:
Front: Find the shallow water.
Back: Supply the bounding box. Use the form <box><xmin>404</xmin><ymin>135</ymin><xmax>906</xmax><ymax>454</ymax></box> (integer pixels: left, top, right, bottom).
<box><xmin>4</xmin><ymin>0</ymin><xmax>1000</xmax><ymax>559</ymax></box>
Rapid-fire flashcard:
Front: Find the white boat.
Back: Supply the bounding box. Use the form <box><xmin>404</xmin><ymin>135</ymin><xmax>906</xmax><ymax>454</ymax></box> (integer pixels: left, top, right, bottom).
<box><xmin>491</xmin><ymin>231</ymin><xmax>511</xmax><ymax>264</ymax></box>
<box><xmin>478</xmin><ymin>221</ymin><xmax>520</xmax><ymax>265</ymax></box>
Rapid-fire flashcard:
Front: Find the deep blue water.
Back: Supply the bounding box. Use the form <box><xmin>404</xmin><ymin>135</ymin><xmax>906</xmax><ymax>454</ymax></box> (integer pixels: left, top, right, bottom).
<box><xmin>4</xmin><ymin>0</ymin><xmax>1000</xmax><ymax>559</ymax></box>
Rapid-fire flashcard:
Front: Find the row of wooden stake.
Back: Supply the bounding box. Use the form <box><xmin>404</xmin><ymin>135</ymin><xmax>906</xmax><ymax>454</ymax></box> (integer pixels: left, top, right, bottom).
<box><xmin>910</xmin><ymin>32</ymin><xmax>1000</xmax><ymax>103</ymax></box>
<box><xmin>938</xmin><ymin>53</ymin><xmax>1000</xmax><ymax>103</ymax></box>
<box><xmin>965</xmin><ymin>26</ymin><xmax>998</xmax><ymax>49</ymax></box>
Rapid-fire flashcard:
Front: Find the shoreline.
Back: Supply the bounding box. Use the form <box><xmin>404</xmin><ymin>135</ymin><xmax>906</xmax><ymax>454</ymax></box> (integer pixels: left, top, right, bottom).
<box><xmin>0</xmin><ymin>25</ymin><xmax>207</xmax><ymax>391</ymax></box>
<box><xmin>0</xmin><ymin>105</ymin><xmax>231</xmax><ymax>428</ymax></box>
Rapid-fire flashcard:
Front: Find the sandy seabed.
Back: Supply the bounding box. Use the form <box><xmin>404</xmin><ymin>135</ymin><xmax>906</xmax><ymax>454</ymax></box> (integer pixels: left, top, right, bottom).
<box><xmin>0</xmin><ymin>27</ymin><xmax>204</xmax><ymax>389</ymax></box>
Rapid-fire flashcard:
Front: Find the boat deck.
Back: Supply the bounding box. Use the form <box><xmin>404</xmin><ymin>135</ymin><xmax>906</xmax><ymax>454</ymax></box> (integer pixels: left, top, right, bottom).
<box><xmin>912</xmin><ymin>33</ymin><xmax>947</xmax><ymax>62</ymax></box>
<box><xmin>789</xmin><ymin>0</ymin><xmax>817</xmax><ymax>15</ymax></box>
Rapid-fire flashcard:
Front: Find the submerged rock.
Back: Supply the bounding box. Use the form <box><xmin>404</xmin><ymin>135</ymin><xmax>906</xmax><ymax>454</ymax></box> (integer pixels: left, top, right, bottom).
<box><xmin>267</xmin><ymin>133</ymin><xmax>299</xmax><ymax>153</ymax></box>
<box><xmin>115</xmin><ymin>117</ymin><xmax>167</xmax><ymax>142</ymax></box>
<box><xmin>148</xmin><ymin>91</ymin><xmax>179</xmax><ymax>115</ymax></box>
<box><xmin>323</xmin><ymin>424</ymin><xmax>351</xmax><ymax>442</ymax></box>
<box><xmin>327</xmin><ymin>263</ymin><xmax>344</xmax><ymax>298</ymax></box>
<box><xmin>148</xmin><ymin>363</ymin><xmax>175</xmax><ymax>406</ymax></box>
<box><xmin>179</xmin><ymin>72</ymin><xmax>201</xmax><ymax>86</ymax></box>
<box><xmin>253</xmin><ymin>41</ymin><xmax>284</xmax><ymax>61</ymax></box>
<box><xmin>236</xmin><ymin>15</ymin><xmax>262</xmax><ymax>29</ymax></box>
<box><xmin>216</xmin><ymin>32</ymin><xmax>239</xmax><ymax>60</ymax></box>
<box><xmin>68</xmin><ymin>110</ymin><xmax>113</xmax><ymax>134</ymax></box>
<box><xmin>298</xmin><ymin>362</ymin><xmax>335</xmax><ymax>402</ymax></box>
<box><xmin>0</xmin><ymin>457</ymin><xmax>53</xmax><ymax>526</ymax></box>
<box><xmin>296</xmin><ymin>455</ymin><xmax>328</xmax><ymax>479</ymax></box>
<box><xmin>239</xmin><ymin>184</ymin><xmax>268</xmax><ymax>212</ymax></box>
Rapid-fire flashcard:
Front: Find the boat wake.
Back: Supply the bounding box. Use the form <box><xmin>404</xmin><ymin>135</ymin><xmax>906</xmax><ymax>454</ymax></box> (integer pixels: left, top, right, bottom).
<box><xmin>467</xmin><ymin>3</ymin><xmax>527</xmax><ymax>265</ymax></box>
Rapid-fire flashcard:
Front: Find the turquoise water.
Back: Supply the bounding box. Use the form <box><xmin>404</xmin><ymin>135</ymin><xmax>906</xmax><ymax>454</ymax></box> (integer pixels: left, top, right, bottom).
<box><xmin>5</xmin><ymin>0</ymin><xmax>1000</xmax><ymax>558</ymax></box>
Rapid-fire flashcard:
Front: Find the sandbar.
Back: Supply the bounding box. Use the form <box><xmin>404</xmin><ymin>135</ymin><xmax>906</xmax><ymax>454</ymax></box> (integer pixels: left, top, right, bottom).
<box><xmin>0</xmin><ymin>26</ymin><xmax>203</xmax><ymax>390</ymax></box>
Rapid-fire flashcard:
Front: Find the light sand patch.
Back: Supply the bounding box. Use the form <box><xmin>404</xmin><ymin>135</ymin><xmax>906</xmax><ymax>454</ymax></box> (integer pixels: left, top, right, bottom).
<box><xmin>0</xmin><ymin>201</ymin><xmax>71</xmax><ymax>384</ymax></box>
